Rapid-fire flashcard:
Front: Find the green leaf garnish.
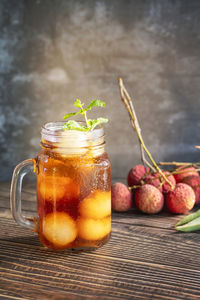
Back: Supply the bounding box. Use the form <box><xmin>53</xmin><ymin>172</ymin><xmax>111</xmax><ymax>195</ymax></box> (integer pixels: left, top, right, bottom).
<box><xmin>88</xmin><ymin>118</ymin><xmax>108</xmax><ymax>131</ymax></box>
<box><xmin>74</xmin><ymin>99</ymin><xmax>83</xmax><ymax>108</ymax></box>
<box><xmin>85</xmin><ymin>100</ymin><xmax>105</xmax><ymax>111</ymax></box>
<box><xmin>63</xmin><ymin>120</ymin><xmax>88</xmax><ymax>131</ymax></box>
<box><xmin>63</xmin><ymin>99</ymin><xmax>108</xmax><ymax>131</ymax></box>
<box><xmin>63</xmin><ymin>112</ymin><xmax>80</xmax><ymax>119</ymax></box>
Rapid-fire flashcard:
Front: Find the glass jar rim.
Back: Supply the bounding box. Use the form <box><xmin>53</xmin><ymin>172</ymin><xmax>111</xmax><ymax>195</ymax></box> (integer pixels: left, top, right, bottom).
<box><xmin>41</xmin><ymin>121</ymin><xmax>105</xmax><ymax>148</ymax></box>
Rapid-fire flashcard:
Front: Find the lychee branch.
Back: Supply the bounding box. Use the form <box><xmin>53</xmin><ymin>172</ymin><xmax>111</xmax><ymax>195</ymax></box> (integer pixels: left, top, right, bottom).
<box><xmin>118</xmin><ymin>78</ymin><xmax>173</xmax><ymax>189</ymax></box>
<box><xmin>118</xmin><ymin>78</ymin><xmax>155</xmax><ymax>172</ymax></box>
<box><xmin>171</xmin><ymin>168</ymin><xmax>200</xmax><ymax>175</ymax></box>
<box><xmin>159</xmin><ymin>161</ymin><xmax>200</xmax><ymax>167</ymax></box>
<box><xmin>125</xmin><ymin>89</ymin><xmax>154</xmax><ymax>172</ymax></box>
<box><xmin>159</xmin><ymin>161</ymin><xmax>200</xmax><ymax>177</ymax></box>
<box><xmin>118</xmin><ymin>78</ymin><xmax>153</xmax><ymax>171</ymax></box>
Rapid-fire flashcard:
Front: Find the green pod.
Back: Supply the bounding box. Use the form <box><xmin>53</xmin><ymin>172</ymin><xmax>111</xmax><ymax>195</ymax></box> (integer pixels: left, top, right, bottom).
<box><xmin>176</xmin><ymin>216</ymin><xmax>200</xmax><ymax>232</ymax></box>
<box><xmin>175</xmin><ymin>209</ymin><xmax>200</xmax><ymax>227</ymax></box>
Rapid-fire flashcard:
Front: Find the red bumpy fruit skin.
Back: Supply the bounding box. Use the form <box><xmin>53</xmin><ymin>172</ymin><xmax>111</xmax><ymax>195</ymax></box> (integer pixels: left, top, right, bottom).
<box><xmin>144</xmin><ymin>173</ymin><xmax>163</xmax><ymax>192</ymax></box>
<box><xmin>111</xmin><ymin>182</ymin><xmax>132</xmax><ymax>212</ymax></box>
<box><xmin>166</xmin><ymin>183</ymin><xmax>195</xmax><ymax>214</ymax></box>
<box><xmin>145</xmin><ymin>171</ymin><xmax>176</xmax><ymax>193</ymax></box>
<box><xmin>134</xmin><ymin>184</ymin><xmax>164</xmax><ymax>214</ymax></box>
<box><xmin>127</xmin><ymin>165</ymin><xmax>150</xmax><ymax>186</ymax></box>
<box><xmin>182</xmin><ymin>175</ymin><xmax>200</xmax><ymax>204</ymax></box>
<box><xmin>161</xmin><ymin>171</ymin><xmax>176</xmax><ymax>193</ymax></box>
<box><xmin>173</xmin><ymin>166</ymin><xmax>199</xmax><ymax>183</ymax></box>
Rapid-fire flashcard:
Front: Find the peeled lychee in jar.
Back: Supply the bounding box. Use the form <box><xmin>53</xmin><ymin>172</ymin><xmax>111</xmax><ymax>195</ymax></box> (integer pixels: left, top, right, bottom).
<box><xmin>55</xmin><ymin>131</ymin><xmax>89</xmax><ymax>156</ymax></box>
<box><xmin>38</xmin><ymin>175</ymin><xmax>80</xmax><ymax>202</ymax></box>
<box><xmin>42</xmin><ymin>212</ymin><xmax>78</xmax><ymax>247</ymax></box>
<box><xmin>77</xmin><ymin>216</ymin><xmax>111</xmax><ymax>241</ymax></box>
<box><xmin>79</xmin><ymin>190</ymin><xmax>111</xmax><ymax>219</ymax></box>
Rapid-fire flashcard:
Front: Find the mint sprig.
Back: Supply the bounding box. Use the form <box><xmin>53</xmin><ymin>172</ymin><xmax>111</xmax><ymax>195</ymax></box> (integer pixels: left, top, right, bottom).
<box><xmin>63</xmin><ymin>99</ymin><xmax>108</xmax><ymax>131</ymax></box>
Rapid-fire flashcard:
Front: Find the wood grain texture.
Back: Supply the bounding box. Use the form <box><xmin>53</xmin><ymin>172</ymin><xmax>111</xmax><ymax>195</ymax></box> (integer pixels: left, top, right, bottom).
<box><xmin>1</xmin><ymin>182</ymin><xmax>200</xmax><ymax>299</ymax></box>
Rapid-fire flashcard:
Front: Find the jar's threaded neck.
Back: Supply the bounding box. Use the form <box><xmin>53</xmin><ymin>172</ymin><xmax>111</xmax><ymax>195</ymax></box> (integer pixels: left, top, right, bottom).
<box><xmin>40</xmin><ymin>122</ymin><xmax>105</xmax><ymax>155</ymax></box>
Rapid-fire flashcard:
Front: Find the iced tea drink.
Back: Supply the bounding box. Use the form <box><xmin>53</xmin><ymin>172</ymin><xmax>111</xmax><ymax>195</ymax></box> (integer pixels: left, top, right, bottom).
<box><xmin>36</xmin><ymin>122</ymin><xmax>111</xmax><ymax>250</ymax></box>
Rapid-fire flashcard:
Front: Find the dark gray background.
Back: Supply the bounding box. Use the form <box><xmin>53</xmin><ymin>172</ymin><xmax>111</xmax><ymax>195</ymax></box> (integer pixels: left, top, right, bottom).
<box><xmin>1</xmin><ymin>0</ymin><xmax>200</xmax><ymax>181</ymax></box>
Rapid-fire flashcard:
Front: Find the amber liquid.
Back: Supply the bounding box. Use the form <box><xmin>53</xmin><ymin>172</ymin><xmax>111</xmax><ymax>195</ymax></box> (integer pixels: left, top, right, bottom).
<box><xmin>37</xmin><ymin>144</ymin><xmax>111</xmax><ymax>250</ymax></box>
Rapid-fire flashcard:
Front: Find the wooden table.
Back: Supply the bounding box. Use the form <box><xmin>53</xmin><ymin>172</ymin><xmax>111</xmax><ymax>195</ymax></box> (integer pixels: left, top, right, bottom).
<box><xmin>0</xmin><ymin>181</ymin><xmax>200</xmax><ymax>299</ymax></box>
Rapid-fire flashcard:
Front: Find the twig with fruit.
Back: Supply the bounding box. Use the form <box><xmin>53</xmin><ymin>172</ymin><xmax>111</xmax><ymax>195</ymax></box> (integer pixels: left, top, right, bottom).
<box><xmin>111</xmin><ymin>78</ymin><xmax>200</xmax><ymax>232</ymax></box>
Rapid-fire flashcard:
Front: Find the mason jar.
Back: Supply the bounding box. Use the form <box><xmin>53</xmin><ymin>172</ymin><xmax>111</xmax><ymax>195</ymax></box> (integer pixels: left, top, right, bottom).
<box><xmin>10</xmin><ymin>122</ymin><xmax>111</xmax><ymax>250</ymax></box>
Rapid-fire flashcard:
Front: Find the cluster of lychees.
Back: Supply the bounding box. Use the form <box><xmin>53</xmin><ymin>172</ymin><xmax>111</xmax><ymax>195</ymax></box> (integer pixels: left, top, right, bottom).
<box><xmin>111</xmin><ymin>164</ymin><xmax>200</xmax><ymax>214</ymax></box>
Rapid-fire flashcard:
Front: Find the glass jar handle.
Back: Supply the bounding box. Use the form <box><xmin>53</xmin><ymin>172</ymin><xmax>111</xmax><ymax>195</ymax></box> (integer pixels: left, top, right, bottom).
<box><xmin>10</xmin><ymin>158</ymin><xmax>36</xmax><ymax>230</ymax></box>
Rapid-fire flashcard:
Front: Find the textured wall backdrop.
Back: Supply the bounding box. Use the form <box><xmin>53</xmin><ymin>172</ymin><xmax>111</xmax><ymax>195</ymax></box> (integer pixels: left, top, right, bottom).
<box><xmin>1</xmin><ymin>0</ymin><xmax>200</xmax><ymax>181</ymax></box>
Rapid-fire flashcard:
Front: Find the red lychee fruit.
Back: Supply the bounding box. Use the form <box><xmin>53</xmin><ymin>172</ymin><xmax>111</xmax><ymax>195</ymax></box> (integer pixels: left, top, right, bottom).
<box><xmin>161</xmin><ymin>171</ymin><xmax>176</xmax><ymax>193</ymax></box>
<box><xmin>166</xmin><ymin>183</ymin><xmax>195</xmax><ymax>214</ymax></box>
<box><xmin>144</xmin><ymin>172</ymin><xmax>163</xmax><ymax>192</ymax></box>
<box><xmin>182</xmin><ymin>175</ymin><xmax>200</xmax><ymax>204</ymax></box>
<box><xmin>143</xmin><ymin>170</ymin><xmax>175</xmax><ymax>193</ymax></box>
<box><xmin>127</xmin><ymin>165</ymin><xmax>150</xmax><ymax>187</ymax></box>
<box><xmin>173</xmin><ymin>166</ymin><xmax>199</xmax><ymax>183</ymax></box>
<box><xmin>111</xmin><ymin>182</ymin><xmax>133</xmax><ymax>212</ymax></box>
<box><xmin>134</xmin><ymin>184</ymin><xmax>164</xmax><ymax>214</ymax></box>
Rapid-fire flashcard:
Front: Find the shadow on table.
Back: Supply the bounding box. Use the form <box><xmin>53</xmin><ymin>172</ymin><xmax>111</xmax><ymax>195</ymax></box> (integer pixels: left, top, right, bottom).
<box><xmin>2</xmin><ymin>235</ymin><xmax>41</xmax><ymax>246</ymax></box>
<box><xmin>0</xmin><ymin>234</ymin><xmax>110</xmax><ymax>276</ymax></box>
<box><xmin>1</xmin><ymin>235</ymin><xmax>101</xmax><ymax>255</ymax></box>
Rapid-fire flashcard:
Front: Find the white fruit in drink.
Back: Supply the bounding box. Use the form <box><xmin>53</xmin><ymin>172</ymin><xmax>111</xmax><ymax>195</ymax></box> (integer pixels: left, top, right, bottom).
<box><xmin>77</xmin><ymin>216</ymin><xmax>111</xmax><ymax>240</ymax></box>
<box><xmin>55</xmin><ymin>131</ymin><xmax>89</xmax><ymax>155</ymax></box>
<box><xmin>42</xmin><ymin>212</ymin><xmax>77</xmax><ymax>246</ymax></box>
<box><xmin>38</xmin><ymin>175</ymin><xmax>80</xmax><ymax>202</ymax></box>
<box><xmin>79</xmin><ymin>190</ymin><xmax>111</xmax><ymax>219</ymax></box>
<box><xmin>54</xmin><ymin>130</ymin><xmax>104</xmax><ymax>157</ymax></box>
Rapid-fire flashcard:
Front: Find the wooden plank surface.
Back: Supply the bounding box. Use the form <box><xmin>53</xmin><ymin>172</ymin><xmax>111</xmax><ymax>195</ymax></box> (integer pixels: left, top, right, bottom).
<box><xmin>1</xmin><ymin>181</ymin><xmax>200</xmax><ymax>299</ymax></box>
